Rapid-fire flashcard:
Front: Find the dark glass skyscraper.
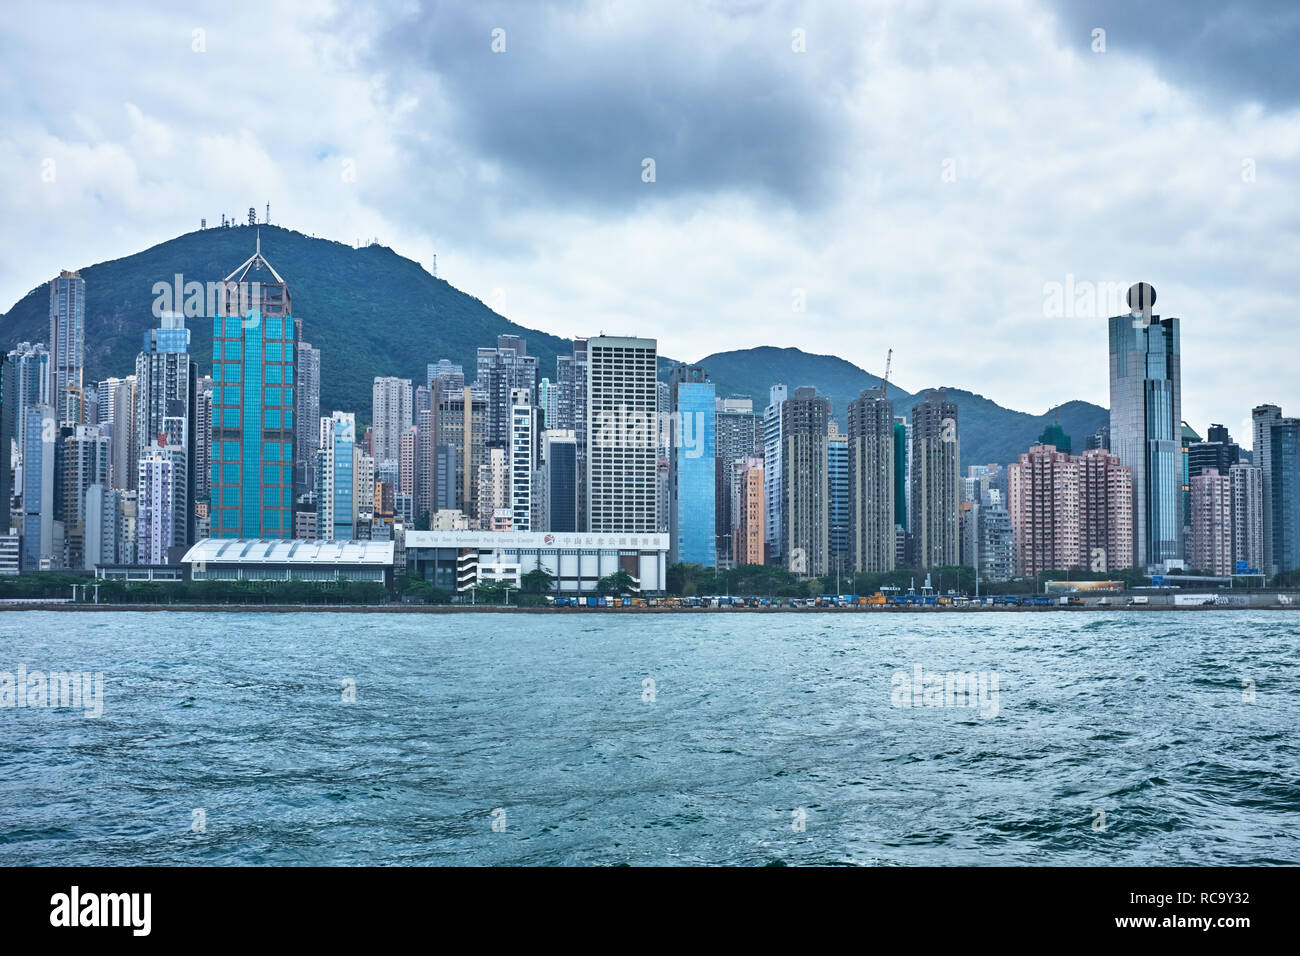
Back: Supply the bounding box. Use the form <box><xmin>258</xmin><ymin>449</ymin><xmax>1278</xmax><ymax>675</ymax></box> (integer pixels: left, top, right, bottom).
<box><xmin>1270</xmin><ymin>418</ymin><xmax>1300</xmax><ymax>574</ymax></box>
<box><xmin>1108</xmin><ymin>283</ymin><xmax>1182</xmax><ymax>569</ymax></box>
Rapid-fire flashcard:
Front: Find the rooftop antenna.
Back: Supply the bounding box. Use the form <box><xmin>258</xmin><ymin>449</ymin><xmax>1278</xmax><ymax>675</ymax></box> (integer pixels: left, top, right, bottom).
<box><xmin>266</xmin><ymin>202</ymin><xmax>270</xmax><ymax>225</ymax></box>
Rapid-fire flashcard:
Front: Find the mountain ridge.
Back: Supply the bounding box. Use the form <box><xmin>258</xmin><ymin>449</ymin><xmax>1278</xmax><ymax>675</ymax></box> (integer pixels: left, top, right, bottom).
<box><xmin>0</xmin><ymin>225</ymin><xmax>1107</xmax><ymax>466</ymax></box>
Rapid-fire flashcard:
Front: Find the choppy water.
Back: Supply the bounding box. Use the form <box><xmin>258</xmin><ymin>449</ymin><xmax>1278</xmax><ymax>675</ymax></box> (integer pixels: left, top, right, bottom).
<box><xmin>1</xmin><ymin>610</ymin><xmax>1297</xmax><ymax>865</ymax></box>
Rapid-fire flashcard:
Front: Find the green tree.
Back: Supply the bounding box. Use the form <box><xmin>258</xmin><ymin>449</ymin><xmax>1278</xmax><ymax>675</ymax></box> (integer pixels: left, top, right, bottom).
<box><xmin>521</xmin><ymin>567</ymin><xmax>556</xmax><ymax>594</ymax></box>
<box><xmin>597</xmin><ymin>569</ymin><xmax>637</xmax><ymax>595</ymax></box>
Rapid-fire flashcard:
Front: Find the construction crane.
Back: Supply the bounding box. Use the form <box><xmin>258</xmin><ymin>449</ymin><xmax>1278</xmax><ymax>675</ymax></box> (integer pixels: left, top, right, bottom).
<box><xmin>881</xmin><ymin>348</ymin><xmax>893</xmax><ymax>398</ymax></box>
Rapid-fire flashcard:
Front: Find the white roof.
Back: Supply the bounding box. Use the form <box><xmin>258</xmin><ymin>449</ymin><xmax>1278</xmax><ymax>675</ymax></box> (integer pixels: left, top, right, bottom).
<box><xmin>181</xmin><ymin>538</ymin><xmax>394</xmax><ymax>566</ymax></box>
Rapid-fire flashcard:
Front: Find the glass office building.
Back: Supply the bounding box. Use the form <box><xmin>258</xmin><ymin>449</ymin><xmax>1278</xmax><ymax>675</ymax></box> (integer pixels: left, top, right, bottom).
<box><xmin>1108</xmin><ymin>285</ymin><xmax>1182</xmax><ymax>569</ymax></box>
<box><xmin>209</xmin><ymin>238</ymin><xmax>297</xmax><ymax>539</ymax></box>
<box><xmin>1271</xmin><ymin>418</ymin><xmax>1300</xmax><ymax>573</ymax></box>
<box><xmin>668</xmin><ymin>366</ymin><xmax>716</xmax><ymax>566</ymax></box>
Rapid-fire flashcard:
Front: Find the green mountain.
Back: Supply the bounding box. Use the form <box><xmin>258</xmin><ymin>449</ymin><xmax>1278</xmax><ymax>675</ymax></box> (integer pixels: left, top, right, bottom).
<box><xmin>0</xmin><ymin>224</ymin><xmax>576</xmax><ymax>422</ymax></box>
<box><xmin>0</xmin><ymin>225</ymin><xmax>1107</xmax><ymax>466</ymax></box>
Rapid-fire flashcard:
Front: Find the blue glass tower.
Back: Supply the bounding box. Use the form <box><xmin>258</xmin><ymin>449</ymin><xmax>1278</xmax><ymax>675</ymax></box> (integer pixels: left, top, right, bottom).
<box><xmin>210</xmin><ymin>235</ymin><xmax>296</xmax><ymax>539</ymax></box>
<box><xmin>669</xmin><ymin>365</ymin><xmax>716</xmax><ymax>567</ymax></box>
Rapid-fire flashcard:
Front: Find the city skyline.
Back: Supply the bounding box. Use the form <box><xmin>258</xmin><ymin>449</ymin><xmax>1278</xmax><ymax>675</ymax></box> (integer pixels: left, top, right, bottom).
<box><xmin>2</xmin><ymin>0</ymin><xmax>1298</xmax><ymax>439</ymax></box>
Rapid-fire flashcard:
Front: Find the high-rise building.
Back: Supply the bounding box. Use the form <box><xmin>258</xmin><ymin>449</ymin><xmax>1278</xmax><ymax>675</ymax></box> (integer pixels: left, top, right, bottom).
<box><xmin>194</xmin><ymin>377</ymin><xmax>213</xmax><ymax>503</ymax></box>
<box><xmin>538</xmin><ymin>377</ymin><xmax>557</xmax><ymax>430</ymax></box>
<box><xmin>1189</xmin><ymin>468</ymin><xmax>1232</xmax><ymax>575</ymax></box>
<box><xmin>781</xmin><ymin>386</ymin><xmax>830</xmax><ymax>577</ymax></box>
<box><xmin>732</xmin><ymin>458</ymin><xmax>765</xmax><ymax>566</ymax></box>
<box><xmin>1270</xmin><ymin>417</ymin><xmax>1300</xmax><ymax>574</ymax></box>
<box><xmin>296</xmin><ymin>342</ymin><xmax>321</xmax><ymax>492</ymax></box>
<box><xmin>437</xmin><ymin>385</ymin><xmax>487</xmax><ymax>518</ymax></box>
<box><xmin>763</xmin><ymin>384</ymin><xmax>788</xmax><ymax>563</ymax></box>
<box><xmin>7</xmin><ymin>342</ymin><xmax>50</xmax><ymax>433</ymax></box>
<box><xmin>1108</xmin><ymin>283</ymin><xmax>1182</xmax><ymax>569</ymax></box>
<box><xmin>477</xmin><ymin>336</ymin><xmax>538</xmax><ymax>447</ymax></box>
<box><xmin>668</xmin><ymin>365</ymin><xmax>716</xmax><ymax>566</ymax></box>
<box><xmin>1252</xmin><ymin>404</ymin><xmax>1283</xmax><ymax>574</ymax></box>
<box><xmin>509</xmin><ymin>389</ymin><xmax>541</xmax><ymax>532</ymax></box>
<box><xmin>1229</xmin><ymin>463</ymin><xmax>1265</xmax><ymax>574</ymax></box>
<box><xmin>399</xmin><ymin>426</ymin><xmax>418</xmax><ymax>501</ymax></box>
<box><xmin>21</xmin><ymin>405</ymin><xmax>56</xmax><ymax>570</ymax></box>
<box><xmin>48</xmin><ymin>271</ymin><xmax>85</xmax><ymax>422</ymax></box>
<box><xmin>209</xmin><ymin>236</ymin><xmax>297</xmax><ymax>539</ymax></box>
<box><xmin>84</xmin><ymin>484</ymin><xmax>123</xmax><ymax>568</ymax></box>
<box><xmin>136</xmin><ymin>445</ymin><xmax>175</xmax><ymax>565</ymax></box>
<box><xmin>586</xmin><ymin>336</ymin><xmax>658</xmax><ymax>534</ymax></box>
<box><xmin>372</xmin><ymin>376</ymin><xmax>413</xmax><ymax>462</ymax></box>
<box><xmin>0</xmin><ymin>356</ymin><xmax>14</xmax><ymax>536</ymax></box>
<box><xmin>353</xmin><ymin>448</ymin><xmax>375</xmax><ymax>536</ymax></box>
<box><xmin>1008</xmin><ymin>444</ymin><xmax>1133</xmax><ymax>576</ymax></box>
<box><xmin>135</xmin><ymin>313</ymin><xmax>197</xmax><ymax>548</ymax></box>
<box><xmin>62</xmin><ymin>425</ymin><xmax>111</xmax><ymax>569</ymax></box>
<box><xmin>555</xmin><ymin>339</ymin><xmax>589</xmax><ymax>529</ymax></box>
<box><xmin>714</xmin><ymin>396</ymin><xmax>757</xmax><ymax>565</ymax></box>
<box><xmin>477</xmin><ymin>444</ymin><xmax>509</xmax><ymax>527</ymax></box>
<box><xmin>827</xmin><ymin>425</ymin><xmax>849</xmax><ymax>573</ymax></box>
<box><xmin>910</xmin><ymin>391</ymin><xmax>961</xmax><ymax>569</ymax></box>
<box><xmin>427</xmin><ymin>359</ymin><xmax>465</xmax><ymax>392</ymax></box>
<box><xmin>846</xmin><ymin>388</ymin><xmax>895</xmax><ymax>573</ymax></box>
<box><xmin>1189</xmin><ymin>427</ymin><xmax>1241</xmax><ymax>482</ymax></box>
<box><xmin>316</xmin><ymin>412</ymin><xmax>356</xmax><ymax>540</ymax></box>
<box><xmin>539</xmin><ymin>429</ymin><xmax>578</xmax><ymax>532</ymax></box>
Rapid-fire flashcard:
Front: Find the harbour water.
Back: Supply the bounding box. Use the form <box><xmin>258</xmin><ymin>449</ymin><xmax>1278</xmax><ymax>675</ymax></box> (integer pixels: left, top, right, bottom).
<box><xmin>1</xmin><ymin>610</ymin><xmax>1296</xmax><ymax>865</ymax></box>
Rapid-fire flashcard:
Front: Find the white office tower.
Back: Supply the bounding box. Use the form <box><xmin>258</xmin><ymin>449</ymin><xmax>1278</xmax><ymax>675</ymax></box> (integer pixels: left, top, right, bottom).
<box><xmin>509</xmin><ymin>388</ymin><xmax>540</xmax><ymax>531</ymax></box>
<box><xmin>137</xmin><ymin>447</ymin><xmax>175</xmax><ymax>565</ymax></box>
<box><xmin>586</xmin><ymin>336</ymin><xmax>658</xmax><ymax>533</ymax></box>
<box><xmin>316</xmin><ymin>412</ymin><xmax>356</xmax><ymax>540</ymax></box>
<box><xmin>763</xmin><ymin>383</ymin><xmax>788</xmax><ymax>562</ymax></box>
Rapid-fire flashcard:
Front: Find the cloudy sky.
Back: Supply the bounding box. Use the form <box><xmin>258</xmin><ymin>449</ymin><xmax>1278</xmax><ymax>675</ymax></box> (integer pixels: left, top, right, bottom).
<box><xmin>2</xmin><ymin>0</ymin><xmax>1297</xmax><ymax>442</ymax></box>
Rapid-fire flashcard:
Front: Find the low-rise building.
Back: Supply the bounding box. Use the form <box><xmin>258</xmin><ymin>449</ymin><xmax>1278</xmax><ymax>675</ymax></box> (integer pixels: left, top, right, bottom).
<box><xmin>404</xmin><ymin>530</ymin><xmax>670</xmax><ymax>594</ymax></box>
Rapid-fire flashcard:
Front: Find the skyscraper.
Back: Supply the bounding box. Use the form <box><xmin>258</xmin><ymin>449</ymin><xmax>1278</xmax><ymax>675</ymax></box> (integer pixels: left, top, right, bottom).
<box><xmin>296</xmin><ymin>342</ymin><xmax>321</xmax><ymax>493</ymax></box>
<box><xmin>509</xmin><ymin>388</ymin><xmax>541</xmax><ymax>532</ymax></box>
<box><xmin>7</xmin><ymin>342</ymin><xmax>50</xmax><ymax>432</ymax></box>
<box><xmin>1229</xmin><ymin>463</ymin><xmax>1265</xmax><ymax>574</ymax></box>
<box><xmin>437</xmin><ymin>385</ymin><xmax>487</xmax><ymax>519</ymax></box>
<box><xmin>1270</xmin><ymin>417</ymin><xmax>1300</xmax><ymax>574</ymax></box>
<box><xmin>827</xmin><ymin>425</ymin><xmax>849</xmax><ymax>573</ymax></box>
<box><xmin>1008</xmin><ymin>444</ymin><xmax>1133</xmax><ymax>576</ymax></box>
<box><xmin>136</xmin><ymin>444</ymin><xmax>176</xmax><ymax>565</ymax></box>
<box><xmin>763</xmin><ymin>383</ymin><xmax>788</xmax><ymax>563</ymax></box>
<box><xmin>20</xmin><ymin>405</ymin><xmax>56</xmax><ymax>570</ymax></box>
<box><xmin>1189</xmin><ymin>468</ymin><xmax>1232</xmax><ymax>575</ymax></box>
<box><xmin>732</xmin><ymin>458</ymin><xmax>765</xmax><ymax>567</ymax></box>
<box><xmin>1252</xmin><ymin>404</ymin><xmax>1283</xmax><ymax>574</ymax></box>
<box><xmin>0</xmin><ymin>356</ymin><xmax>14</xmax><ymax>537</ymax></box>
<box><xmin>846</xmin><ymin>388</ymin><xmax>895</xmax><ymax>573</ymax></box>
<box><xmin>714</xmin><ymin>396</ymin><xmax>757</xmax><ymax>565</ymax></box>
<box><xmin>477</xmin><ymin>336</ymin><xmax>538</xmax><ymax>447</ymax></box>
<box><xmin>668</xmin><ymin>366</ymin><xmax>717</xmax><ymax>566</ymax></box>
<box><xmin>61</xmin><ymin>425</ymin><xmax>111</xmax><ymax>569</ymax></box>
<box><xmin>540</xmin><ymin>429</ymin><xmax>578</xmax><ymax>532</ymax></box>
<box><xmin>1108</xmin><ymin>283</ymin><xmax>1182</xmax><ymax>569</ymax></box>
<box><xmin>372</xmin><ymin>376</ymin><xmax>413</xmax><ymax>462</ymax></box>
<box><xmin>910</xmin><ymin>391</ymin><xmax>961</xmax><ymax>569</ymax></box>
<box><xmin>555</xmin><ymin>339</ymin><xmax>589</xmax><ymax>529</ymax></box>
<box><xmin>781</xmin><ymin>386</ymin><xmax>830</xmax><ymax>577</ymax></box>
<box><xmin>316</xmin><ymin>412</ymin><xmax>356</xmax><ymax>540</ymax></box>
<box><xmin>135</xmin><ymin>313</ymin><xmax>197</xmax><ymax>547</ymax></box>
<box><xmin>209</xmin><ymin>236</ymin><xmax>297</xmax><ymax>539</ymax></box>
<box><xmin>48</xmin><ymin>271</ymin><xmax>85</xmax><ymax>422</ymax></box>
<box><xmin>586</xmin><ymin>336</ymin><xmax>658</xmax><ymax>534</ymax></box>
